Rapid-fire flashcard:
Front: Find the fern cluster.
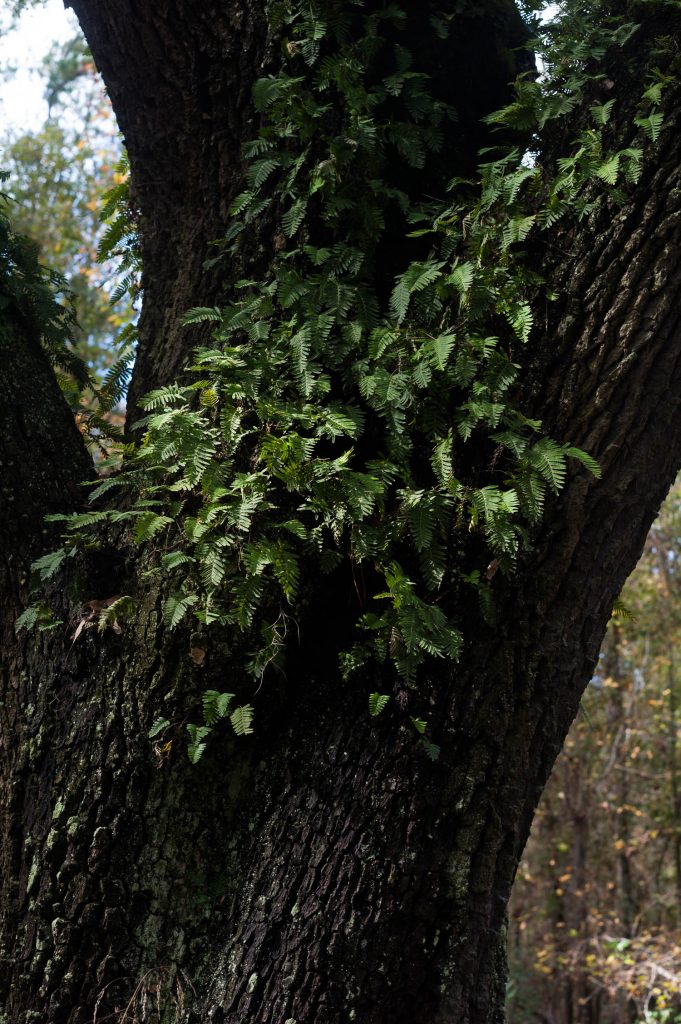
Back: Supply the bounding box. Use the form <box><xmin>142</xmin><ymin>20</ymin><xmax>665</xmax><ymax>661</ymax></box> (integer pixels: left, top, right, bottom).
<box><xmin>22</xmin><ymin>0</ymin><xmax>673</xmax><ymax>759</ymax></box>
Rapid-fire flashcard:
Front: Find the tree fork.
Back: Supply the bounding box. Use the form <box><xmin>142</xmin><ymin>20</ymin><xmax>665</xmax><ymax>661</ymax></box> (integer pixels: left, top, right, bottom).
<box><xmin>64</xmin><ymin>0</ymin><xmax>531</xmax><ymax>422</ymax></box>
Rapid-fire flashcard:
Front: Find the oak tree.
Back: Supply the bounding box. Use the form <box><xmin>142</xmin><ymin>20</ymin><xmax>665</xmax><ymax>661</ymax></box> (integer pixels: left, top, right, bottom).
<box><xmin>1</xmin><ymin>2</ymin><xmax>681</xmax><ymax>1023</ymax></box>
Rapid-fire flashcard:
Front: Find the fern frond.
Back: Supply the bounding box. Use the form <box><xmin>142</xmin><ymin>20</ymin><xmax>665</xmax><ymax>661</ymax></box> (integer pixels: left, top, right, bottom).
<box><xmin>369</xmin><ymin>693</ymin><xmax>390</xmax><ymax>717</ymax></box>
<box><xmin>230</xmin><ymin>704</ymin><xmax>255</xmax><ymax>736</ymax></box>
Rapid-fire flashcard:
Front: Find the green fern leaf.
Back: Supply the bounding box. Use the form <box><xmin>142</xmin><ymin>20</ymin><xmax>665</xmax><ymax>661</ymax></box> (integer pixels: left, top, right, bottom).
<box><xmin>247</xmin><ymin>158</ymin><xmax>280</xmax><ymax>190</ymax></box>
<box><xmin>187</xmin><ymin>723</ymin><xmax>211</xmax><ymax>763</ymax></box>
<box><xmin>282</xmin><ymin>197</ymin><xmax>308</xmax><ymax>237</ymax></box>
<box><xmin>230</xmin><ymin>704</ymin><xmax>254</xmax><ymax>736</ymax></box>
<box><xmin>634</xmin><ymin>111</ymin><xmax>664</xmax><ymax>142</ymax></box>
<box><xmin>590</xmin><ymin>99</ymin><xmax>615</xmax><ymax>125</ymax></box>
<box><xmin>162</xmin><ymin>550</ymin><xmax>196</xmax><ymax>570</ymax></box>
<box><xmin>87</xmin><ymin>476</ymin><xmax>126</xmax><ymax>503</ymax></box>
<box><xmin>421</xmin><ymin>738</ymin><xmax>440</xmax><ymax>761</ymax></box>
<box><xmin>611</xmin><ymin>597</ymin><xmax>634</xmax><ymax>621</ymax></box>
<box><xmin>447</xmin><ymin>262</ymin><xmax>474</xmax><ymax>299</ymax></box>
<box><xmin>369</xmin><ymin>693</ymin><xmax>390</xmax><ymax>717</ymax></box>
<box><xmin>429</xmin><ymin>333</ymin><xmax>455</xmax><ymax>370</ymax></box>
<box><xmin>390</xmin><ymin>261</ymin><xmax>444</xmax><ymax>325</ymax></box>
<box><xmin>181</xmin><ymin>307</ymin><xmax>223</xmax><ymax>325</ymax></box>
<box><xmin>507</xmin><ymin>301</ymin><xmax>533</xmax><ymax>343</ymax></box>
<box><xmin>402</xmin><ymin>491</ymin><xmax>435</xmax><ymax>551</ymax></box>
<box><xmin>389</xmin><ymin>276</ymin><xmax>411</xmax><ymax>325</ymax></box>
<box><xmin>528</xmin><ymin>438</ymin><xmax>567</xmax><ymax>493</ymax></box>
<box><xmin>566</xmin><ymin>446</ymin><xmax>601</xmax><ymax>478</ymax></box>
<box><xmin>15</xmin><ymin>605</ymin><xmax>39</xmax><ymax>632</ymax></box>
<box><xmin>595</xmin><ymin>154</ymin><xmax>620</xmax><ymax>185</ymax></box>
<box><xmin>163</xmin><ymin>593</ymin><xmax>198</xmax><ymax>629</ymax></box>
<box><xmin>228</xmin><ymin>190</ymin><xmax>254</xmax><ymax>216</ymax></box>
<box><xmin>149</xmin><ymin>717</ymin><xmax>170</xmax><ymax>739</ymax></box>
<box><xmin>134</xmin><ymin>512</ymin><xmax>173</xmax><ymax>543</ymax></box>
<box><xmin>501</xmin><ymin>489</ymin><xmax>519</xmax><ymax>515</ymax></box>
<box><xmin>252</xmin><ymin>75</ymin><xmax>298</xmax><ymax>111</ymax></box>
<box><xmin>471</xmin><ymin>486</ymin><xmax>502</xmax><ymax>522</ymax></box>
<box><xmin>32</xmin><ymin>547</ymin><xmax>68</xmax><ymax>582</ymax></box>
<box><xmin>202</xmin><ymin>690</ymin><xmax>235</xmax><ymax>725</ymax></box>
<box><xmin>502</xmin><ymin>215</ymin><xmax>536</xmax><ymax>249</ymax></box>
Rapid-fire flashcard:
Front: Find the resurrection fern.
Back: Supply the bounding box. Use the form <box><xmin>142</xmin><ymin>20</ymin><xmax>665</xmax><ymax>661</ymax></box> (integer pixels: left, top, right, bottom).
<box><xmin>22</xmin><ymin>1</ymin><xmax>673</xmax><ymax>760</ymax></box>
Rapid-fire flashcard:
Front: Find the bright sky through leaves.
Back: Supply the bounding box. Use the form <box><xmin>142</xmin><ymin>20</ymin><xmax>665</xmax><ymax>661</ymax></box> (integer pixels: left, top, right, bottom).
<box><xmin>0</xmin><ymin>0</ymin><xmax>78</xmax><ymax>132</ymax></box>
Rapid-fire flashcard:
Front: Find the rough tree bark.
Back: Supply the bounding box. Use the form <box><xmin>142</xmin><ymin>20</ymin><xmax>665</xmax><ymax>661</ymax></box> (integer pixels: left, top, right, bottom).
<box><xmin>1</xmin><ymin>2</ymin><xmax>681</xmax><ymax>1023</ymax></box>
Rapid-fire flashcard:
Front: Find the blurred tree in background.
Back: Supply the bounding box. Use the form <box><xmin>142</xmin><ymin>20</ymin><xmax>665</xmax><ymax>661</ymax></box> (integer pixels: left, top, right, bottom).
<box><xmin>509</xmin><ymin>481</ymin><xmax>681</xmax><ymax>1024</ymax></box>
<box><xmin>1</xmin><ymin>24</ymin><xmax>133</xmax><ymax>380</ymax></box>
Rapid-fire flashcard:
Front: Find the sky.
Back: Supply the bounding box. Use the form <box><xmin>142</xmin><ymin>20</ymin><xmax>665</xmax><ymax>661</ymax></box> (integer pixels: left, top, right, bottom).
<box><xmin>0</xmin><ymin>0</ymin><xmax>78</xmax><ymax>133</ymax></box>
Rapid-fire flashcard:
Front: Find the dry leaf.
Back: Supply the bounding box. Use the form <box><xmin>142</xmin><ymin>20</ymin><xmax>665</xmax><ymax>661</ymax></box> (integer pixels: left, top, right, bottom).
<box><xmin>189</xmin><ymin>646</ymin><xmax>206</xmax><ymax>666</ymax></box>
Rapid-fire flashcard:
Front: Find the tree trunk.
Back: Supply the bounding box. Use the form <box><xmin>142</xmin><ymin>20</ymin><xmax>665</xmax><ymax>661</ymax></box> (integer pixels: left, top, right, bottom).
<box><xmin>2</xmin><ymin>3</ymin><xmax>681</xmax><ymax>1023</ymax></box>
<box><xmin>62</xmin><ymin>0</ymin><xmax>269</xmax><ymax>420</ymax></box>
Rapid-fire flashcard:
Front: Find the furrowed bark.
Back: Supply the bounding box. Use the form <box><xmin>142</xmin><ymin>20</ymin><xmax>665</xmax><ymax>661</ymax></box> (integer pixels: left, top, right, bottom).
<box><xmin>63</xmin><ymin>0</ymin><xmax>268</xmax><ymax>421</ymax></box>
<box><xmin>0</xmin><ymin>317</ymin><xmax>91</xmax><ymax>581</ymax></box>
<box><xmin>1</xmin><ymin>3</ymin><xmax>681</xmax><ymax>1024</ymax></box>
<box><xmin>0</xmin><ymin>317</ymin><xmax>92</xmax><ymax>1012</ymax></box>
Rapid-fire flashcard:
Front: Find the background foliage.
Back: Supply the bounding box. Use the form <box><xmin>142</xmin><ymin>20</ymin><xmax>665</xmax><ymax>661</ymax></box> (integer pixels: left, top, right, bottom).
<box><xmin>0</xmin><ymin>23</ymin><xmax>134</xmax><ymax>398</ymax></box>
<box><xmin>509</xmin><ymin>481</ymin><xmax>681</xmax><ymax>1023</ymax></box>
